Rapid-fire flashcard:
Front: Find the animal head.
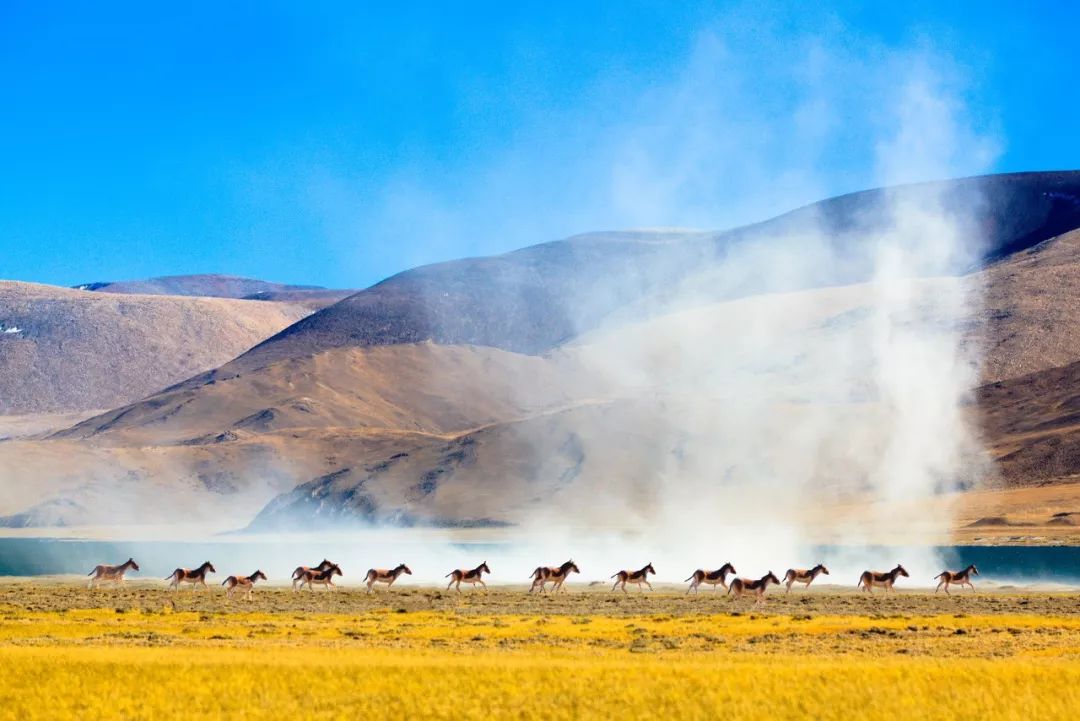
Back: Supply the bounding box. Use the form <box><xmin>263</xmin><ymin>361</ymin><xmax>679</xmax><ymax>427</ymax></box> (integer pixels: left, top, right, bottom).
<box><xmin>479</xmin><ymin>561</ymin><xmax>491</xmax><ymax>575</ymax></box>
<box><xmin>128</xmin><ymin>558</ymin><xmax>140</xmax><ymax>571</ymax></box>
<box><xmin>398</xmin><ymin>563</ymin><xmax>413</xmax><ymax>575</ymax></box>
<box><xmin>253</xmin><ymin>570</ymin><xmax>268</xmax><ymax>582</ymax></box>
<box><xmin>318</xmin><ymin>559</ymin><xmax>335</xmax><ymax>571</ymax></box>
<box><xmin>895</xmin><ymin>564</ymin><xmax>909</xmax><ymax>577</ymax></box>
<box><xmin>720</xmin><ymin>562</ymin><xmax>736</xmax><ymax>576</ymax></box>
<box><xmin>564</xmin><ymin>560</ymin><xmax>581</xmax><ymax>575</ymax></box>
<box><xmin>644</xmin><ymin>562</ymin><xmax>656</xmax><ymax>575</ymax></box>
<box><xmin>764</xmin><ymin>571</ymin><xmax>780</xmax><ymax>585</ymax></box>
<box><xmin>969</xmin><ymin>565</ymin><xmax>980</xmax><ymax>576</ymax></box>
<box><xmin>203</xmin><ymin>562</ymin><xmax>216</xmax><ymax>574</ymax></box>
<box><xmin>329</xmin><ymin>564</ymin><xmax>343</xmax><ymax>577</ymax></box>
<box><xmin>817</xmin><ymin>563</ymin><xmax>830</xmax><ymax>575</ymax></box>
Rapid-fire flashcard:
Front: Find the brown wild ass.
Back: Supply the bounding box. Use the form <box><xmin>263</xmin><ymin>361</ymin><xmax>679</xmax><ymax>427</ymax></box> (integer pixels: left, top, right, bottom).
<box><xmin>610</xmin><ymin>563</ymin><xmax>656</xmax><ymax>593</ymax></box>
<box><xmin>783</xmin><ymin>563</ymin><xmax>829</xmax><ymax>593</ymax></box>
<box><xmin>222</xmin><ymin>570</ymin><xmax>268</xmax><ymax>600</ymax></box>
<box><xmin>445</xmin><ymin>562</ymin><xmax>491</xmax><ymax>592</ymax></box>
<box><xmin>685</xmin><ymin>563</ymin><xmax>736</xmax><ymax>594</ymax></box>
<box><xmin>858</xmin><ymin>564</ymin><xmax>909</xmax><ymax>593</ymax></box>
<box><xmin>528</xmin><ymin>560</ymin><xmax>580</xmax><ymax>593</ymax></box>
<box><xmin>291</xmin><ymin>559</ymin><xmax>336</xmax><ymax>591</ymax></box>
<box><xmin>365</xmin><ymin>563</ymin><xmax>412</xmax><ymax>593</ymax></box>
<box><xmin>87</xmin><ymin>558</ymin><xmax>139</xmax><ymax>588</ymax></box>
<box><xmin>935</xmin><ymin>564</ymin><xmax>979</xmax><ymax>594</ymax></box>
<box><xmin>727</xmin><ymin>571</ymin><xmax>781</xmax><ymax>604</ymax></box>
<box><xmin>165</xmin><ymin>562</ymin><xmax>216</xmax><ymax>591</ymax></box>
<box><xmin>296</xmin><ymin>564</ymin><xmax>343</xmax><ymax>591</ymax></box>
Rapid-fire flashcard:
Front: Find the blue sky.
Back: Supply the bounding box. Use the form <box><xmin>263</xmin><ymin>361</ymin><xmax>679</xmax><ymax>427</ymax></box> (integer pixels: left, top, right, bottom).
<box><xmin>2</xmin><ymin>2</ymin><xmax>1078</xmax><ymax>290</ymax></box>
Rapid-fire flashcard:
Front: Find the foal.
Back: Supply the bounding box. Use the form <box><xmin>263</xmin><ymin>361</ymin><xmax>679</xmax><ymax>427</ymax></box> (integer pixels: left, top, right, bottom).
<box><xmin>858</xmin><ymin>564</ymin><xmax>909</xmax><ymax>593</ymax></box>
<box><xmin>685</xmin><ymin>563</ymin><xmax>736</xmax><ymax>594</ymax></box>
<box><xmin>296</xmin><ymin>564</ymin><xmax>343</xmax><ymax>591</ymax></box>
<box><xmin>935</xmin><ymin>564</ymin><xmax>979</xmax><ymax>594</ymax></box>
<box><xmin>222</xmin><ymin>570</ymin><xmax>268</xmax><ymax>600</ymax></box>
<box><xmin>528</xmin><ymin>560</ymin><xmax>580</xmax><ymax>593</ymax></box>
<box><xmin>87</xmin><ymin>558</ymin><xmax>139</xmax><ymax>588</ymax></box>
<box><xmin>445</xmin><ymin>562</ymin><xmax>491</xmax><ymax>593</ymax></box>
<box><xmin>783</xmin><ymin>564</ymin><xmax>829</xmax><ymax>594</ymax></box>
<box><xmin>365</xmin><ymin>563</ymin><xmax>412</xmax><ymax>593</ymax></box>
<box><xmin>165</xmin><ymin>562</ymin><xmax>216</xmax><ymax>591</ymax></box>
<box><xmin>727</xmin><ymin>572</ymin><xmax>781</xmax><ymax>604</ymax></box>
<box><xmin>610</xmin><ymin>563</ymin><xmax>656</xmax><ymax>593</ymax></box>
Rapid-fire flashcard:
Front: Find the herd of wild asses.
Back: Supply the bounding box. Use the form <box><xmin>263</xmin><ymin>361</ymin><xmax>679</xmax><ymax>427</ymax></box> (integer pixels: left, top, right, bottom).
<box><xmin>83</xmin><ymin>558</ymin><xmax>983</xmax><ymax>601</ymax></box>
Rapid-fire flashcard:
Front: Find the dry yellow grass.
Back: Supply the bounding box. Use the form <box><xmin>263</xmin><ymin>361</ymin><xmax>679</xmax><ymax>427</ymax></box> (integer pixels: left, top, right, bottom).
<box><xmin>0</xmin><ymin>589</ymin><xmax>1078</xmax><ymax>720</ymax></box>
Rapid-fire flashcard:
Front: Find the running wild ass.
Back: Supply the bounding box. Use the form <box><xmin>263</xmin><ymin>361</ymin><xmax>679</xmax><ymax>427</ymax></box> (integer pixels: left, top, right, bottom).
<box><xmin>858</xmin><ymin>564</ymin><xmax>909</xmax><ymax>593</ymax></box>
<box><xmin>528</xmin><ymin>560</ymin><xmax>580</xmax><ymax>593</ymax></box>
<box><xmin>87</xmin><ymin>558</ymin><xmax>139</xmax><ymax>588</ymax></box>
<box><xmin>935</xmin><ymin>564</ymin><xmax>979</xmax><ymax>594</ymax></box>
<box><xmin>445</xmin><ymin>562</ymin><xmax>491</xmax><ymax>592</ymax></box>
<box><xmin>291</xmin><ymin>559</ymin><xmax>336</xmax><ymax>591</ymax></box>
<box><xmin>165</xmin><ymin>562</ymin><xmax>216</xmax><ymax>591</ymax></box>
<box><xmin>685</xmin><ymin>563</ymin><xmax>736</xmax><ymax>594</ymax></box>
<box><xmin>296</xmin><ymin>564</ymin><xmax>343</xmax><ymax>592</ymax></box>
<box><xmin>222</xmin><ymin>570</ymin><xmax>268</xmax><ymax>600</ymax></box>
<box><xmin>727</xmin><ymin>572</ymin><xmax>781</xmax><ymax>603</ymax></box>
<box><xmin>365</xmin><ymin>563</ymin><xmax>412</xmax><ymax>593</ymax></box>
<box><xmin>783</xmin><ymin>564</ymin><xmax>829</xmax><ymax>593</ymax></box>
<box><xmin>610</xmin><ymin>563</ymin><xmax>656</xmax><ymax>593</ymax></box>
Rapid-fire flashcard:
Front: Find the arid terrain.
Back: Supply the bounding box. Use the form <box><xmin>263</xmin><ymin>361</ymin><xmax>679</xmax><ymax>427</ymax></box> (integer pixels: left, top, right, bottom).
<box><xmin>3</xmin><ymin>172</ymin><xmax>1080</xmax><ymax>539</ymax></box>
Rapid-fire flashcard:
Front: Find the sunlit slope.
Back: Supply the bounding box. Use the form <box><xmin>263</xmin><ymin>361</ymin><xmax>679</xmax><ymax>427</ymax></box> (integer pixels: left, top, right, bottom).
<box><xmin>0</xmin><ymin>282</ymin><xmax>311</xmax><ymax>414</ymax></box>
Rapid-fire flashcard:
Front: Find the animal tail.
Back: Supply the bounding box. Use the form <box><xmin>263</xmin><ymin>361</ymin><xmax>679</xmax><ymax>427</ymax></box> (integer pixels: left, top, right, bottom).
<box><xmin>86</xmin><ymin>568</ymin><xmax>96</xmax><ymax>576</ymax></box>
<box><xmin>684</xmin><ymin>573</ymin><xmax>696</xmax><ymax>582</ymax></box>
<box><xmin>784</xmin><ymin>569</ymin><xmax>795</xmax><ymax>580</ymax></box>
<box><xmin>164</xmin><ymin>570</ymin><xmax>177</xmax><ymax>580</ymax></box>
<box><xmin>444</xmin><ymin>571</ymin><xmax>453</xmax><ymax>578</ymax></box>
<box><xmin>528</xmin><ymin>567</ymin><xmax>540</xmax><ymax>579</ymax></box>
<box><xmin>610</xmin><ymin>572</ymin><xmax>620</xmax><ymax>579</ymax></box>
<box><xmin>934</xmin><ymin>572</ymin><xmax>946</xmax><ymax>580</ymax></box>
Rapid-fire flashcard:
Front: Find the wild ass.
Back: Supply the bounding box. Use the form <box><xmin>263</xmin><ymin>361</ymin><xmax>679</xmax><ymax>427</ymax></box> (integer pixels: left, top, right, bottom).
<box><xmin>783</xmin><ymin>564</ymin><xmax>830</xmax><ymax>593</ymax></box>
<box><xmin>165</xmin><ymin>562</ymin><xmax>216</xmax><ymax>591</ymax></box>
<box><xmin>935</xmin><ymin>564</ymin><xmax>979</xmax><ymax>594</ymax></box>
<box><xmin>610</xmin><ymin>563</ymin><xmax>656</xmax><ymax>593</ymax></box>
<box><xmin>222</xmin><ymin>570</ymin><xmax>268</xmax><ymax>600</ymax></box>
<box><xmin>87</xmin><ymin>558</ymin><xmax>139</xmax><ymax>588</ymax></box>
<box><xmin>365</xmin><ymin>563</ymin><xmax>412</xmax><ymax>593</ymax></box>
<box><xmin>528</xmin><ymin>560</ymin><xmax>580</xmax><ymax>593</ymax></box>
<box><xmin>685</xmin><ymin>563</ymin><xmax>736</xmax><ymax>594</ymax></box>
<box><xmin>727</xmin><ymin>572</ymin><xmax>781</xmax><ymax>604</ymax></box>
<box><xmin>291</xmin><ymin>559</ymin><xmax>336</xmax><ymax>591</ymax></box>
<box><xmin>296</xmin><ymin>564</ymin><xmax>343</xmax><ymax>592</ymax></box>
<box><xmin>858</xmin><ymin>564</ymin><xmax>909</xmax><ymax>593</ymax></box>
<box><xmin>445</xmin><ymin>562</ymin><xmax>491</xmax><ymax>593</ymax></box>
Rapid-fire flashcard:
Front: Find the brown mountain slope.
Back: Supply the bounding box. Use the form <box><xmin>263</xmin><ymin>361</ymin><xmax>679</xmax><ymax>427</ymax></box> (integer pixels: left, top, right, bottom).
<box><xmin>0</xmin><ymin>282</ymin><xmax>311</xmax><ymax>414</ymax></box>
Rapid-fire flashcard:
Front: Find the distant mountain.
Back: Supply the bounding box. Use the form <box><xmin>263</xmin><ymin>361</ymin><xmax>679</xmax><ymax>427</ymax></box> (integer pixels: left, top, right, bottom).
<box><xmin>5</xmin><ymin>171</ymin><xmax>1080</xmax><ymax>531</ymax></box>
<box><xmin>0</xmin><ymin>282</ymin><xmax>311</xmax><ymax>414</ymax></box>
<box><xmin>74</xmin><ymin>273</ymin><xmax>352</xmax><ymax>306</ymax></box>
<box><xmin>213</xmin><ymin>171</ymin><xmax>1080</xmax><ymax>377</ymax></box>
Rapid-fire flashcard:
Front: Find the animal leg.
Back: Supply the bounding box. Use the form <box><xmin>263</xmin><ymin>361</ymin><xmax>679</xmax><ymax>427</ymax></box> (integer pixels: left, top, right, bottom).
<box><xmin>644</xmin><ymin>580</ymin><xmax>653</xmax><ymax>591</ymax></box>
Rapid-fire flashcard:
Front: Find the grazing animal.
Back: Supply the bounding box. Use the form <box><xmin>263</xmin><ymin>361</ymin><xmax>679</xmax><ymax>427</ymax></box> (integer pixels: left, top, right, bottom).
<box><xmin>365</xmin><ymin>563</ymin><xmax>412</xmax><ymax>593</ymax></box>
<box><xmin>165</xmin><ymin>562</ymin><xmax>216</xmax><ymax>591</ymax></box>
<box><xmin>935</xmin><ymin>564</ymin><xmax>979</xmax><ymax>594</ymax></box>
<box><xmin>783</xmin><ymin>563</ymin><xmax>830</xmax><ymax>593</ymax></box>
<box><xmin>445</xmin><ymin>562</ymin><xmax>491</xmax><ymax>593</ymax></box>
<box><xmin>87</xmin><ymin>558</ymin><xmax>139</xmax><ymax>588</ymax></box>
<box><xmin>291</xmin><ymin>559</ymin><xmax>336</xmax><ymax>591</ymax></box>
<box><xmin>685</xmin><ymin>563</ymin><xmax>736</xmax><ymax>594</ymax></box>
<box><xmin>727</xmin><ymin>572</ymin><xmax>781</xmax><ymax>603</ymax></box>
<box><xmin>528</xmin><ymin>560</ymin><xmax>580</xmax><ymax>594</ymax></box>
<box><xmin>858</xmin><ymin>564</ymin><xmax>909</xmax><ymax>593</ymax></box>
<box><xmin>222</xmin><ymin>570</ymin><xmax>268</xmax><ymax>600</ymax></box>
<box><xmin>611</xmin><ymin>563</ymin><xmax>656</xmax><ymax>593</ymax></box>
<box><xmin>296</xmin><ymin>564</ymin><xmax>343</xmax><ymax>591</ymax></box>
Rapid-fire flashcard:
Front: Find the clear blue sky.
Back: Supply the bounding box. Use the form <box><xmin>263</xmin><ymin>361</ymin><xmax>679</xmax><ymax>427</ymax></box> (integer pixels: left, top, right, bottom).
<box><xmin>2</xmin><ymin>2</ymin><xmax>1078</xmax><ymax>290</ymax></box>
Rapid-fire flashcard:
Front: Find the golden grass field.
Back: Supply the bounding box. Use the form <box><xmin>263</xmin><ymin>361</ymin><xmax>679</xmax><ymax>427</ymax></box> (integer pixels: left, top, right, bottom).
<box><xmin>0</xmin><ymin>584</ymin><xmax>1078</xmax><ymax>720</ymax></box>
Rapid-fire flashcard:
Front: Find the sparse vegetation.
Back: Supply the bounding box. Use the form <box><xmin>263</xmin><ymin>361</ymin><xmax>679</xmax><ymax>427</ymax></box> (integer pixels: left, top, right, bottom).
<box><xmin>0</xmin><ymin>585</ymin><xmax>1077</xmax><ymax>719</ymax></box>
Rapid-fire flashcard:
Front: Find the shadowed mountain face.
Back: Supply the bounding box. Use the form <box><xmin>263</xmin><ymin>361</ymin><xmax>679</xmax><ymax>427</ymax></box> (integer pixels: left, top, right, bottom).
<box><xmin>222</xmin><ymin>171</ymin><xmax>1080</xmax><ymax>374</ymax></box>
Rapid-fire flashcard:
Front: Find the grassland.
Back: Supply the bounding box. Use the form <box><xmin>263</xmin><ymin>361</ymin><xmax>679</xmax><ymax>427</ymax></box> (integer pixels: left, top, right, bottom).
<box><xmin>0</xmin><ymin>584</ymin><xmax>1078</xmax><ymax>720</ymax></box>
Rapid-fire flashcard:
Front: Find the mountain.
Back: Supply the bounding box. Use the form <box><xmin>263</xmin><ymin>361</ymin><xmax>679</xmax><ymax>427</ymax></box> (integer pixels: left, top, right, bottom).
<box><xmin>5</xmin><ymin>171</ymin><xmax>1080</xmax><ymax>531</ymax></box>
<box><xmin>0</xmin><ymin>282</ymin><xmax>311</xmax><ymax>415</ymax></box>
<box><xmin>75</xmin><ymin>273</ymin><xmax>354</xmax><ymax>308</ymax></box>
